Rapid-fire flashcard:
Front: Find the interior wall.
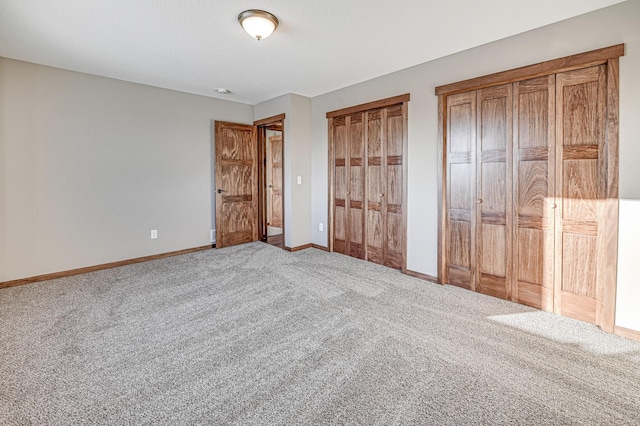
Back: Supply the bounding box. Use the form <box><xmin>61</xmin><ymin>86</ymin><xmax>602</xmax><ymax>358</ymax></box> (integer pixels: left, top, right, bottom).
<box><xmin>310</xmin><ymin>1</ymin><xmax>640</xmax><ymax>328</ymax></box>
<box><xmin>254</xmin><ymin>94</ymin><xmax>312</xmax><ymax>248</ymax></box>
<box><xmin>0</xmin><ymin>58</ymin><xmax>253</xmax><ymax>282</ymax></box>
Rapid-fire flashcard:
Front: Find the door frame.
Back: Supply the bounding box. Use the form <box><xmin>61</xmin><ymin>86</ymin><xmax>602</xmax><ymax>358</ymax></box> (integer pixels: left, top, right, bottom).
<box><xmin>254</xmin><ymin>113</ymin><xmax>286</xmax><ymax>246</ymax></box>
<box><xmin>435</xmin><ymin>44</ymin><xmax>623</xmax><ymax>333</ymax></box>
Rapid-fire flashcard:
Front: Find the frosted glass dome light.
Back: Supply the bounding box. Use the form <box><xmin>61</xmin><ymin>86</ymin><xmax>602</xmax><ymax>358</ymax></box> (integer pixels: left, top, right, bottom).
<box><xmin>238</xmin><ymin>10</ymin><xmax>279</xmax><ymax>41</ymax></box>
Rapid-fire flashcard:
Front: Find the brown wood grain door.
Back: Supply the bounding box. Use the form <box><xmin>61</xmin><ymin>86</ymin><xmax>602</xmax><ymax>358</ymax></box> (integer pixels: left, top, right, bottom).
<box><xmin>214</xmin><ymin>121</ymin><xmax>258</xmax><ymax>248</ymax></box>
<box><xmin>446</xmin><ymin>91</ymin><xmax>477</xmax><ymax>290</ymax></box>
<box><xmin>347</xmin><ymin>114</ymin><xmax>365</xmax><ymax>259</ymax></box>
<box><xmin>554</xmin><ymin>65</ymin><xmax>607</xmax><ymax>324</ymax></box>
<box><xmin>365</xmin><ymin>105</ymin><xmax>405</xmax><ymax>269</ymax></box>
<box><xmin>329</xmin><ymin>97</ymin><xmax>408</xmax><ymax>270</ymax></box>
<box><xmin>267</xmin><ymin>135</ymin><xmax>283</xmax><ymax>228</ymax></box>
<box><xmin>476</xmin><ymin>84</ymin><xmax>513</xmax><ymax>300</ymax></box>
<box><xmin>331</xmin><ymin>114</ymin><xmax>365</xmax><ymax>259</ymax></box>
<box><xmin>384</xmin><ymin>105</ymin><xmax>406</xmax><ymax>269</ymax></box>
<box><xmin>331</xmin><ymin>116</ymin><xmax>348</xmax><ymax>255</ymax></box>
<box><xmin>513</xmin><ymin>76</ymin><xmax>556</xmax><ymax>311</ymax></box>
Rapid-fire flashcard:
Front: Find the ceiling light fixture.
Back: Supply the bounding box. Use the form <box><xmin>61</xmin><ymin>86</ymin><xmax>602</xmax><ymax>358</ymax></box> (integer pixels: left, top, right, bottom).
<box><xmin>215</xmin><ymin>88</ymin><xmax>231</xmax><ymax>95</ymax></box>
<box><xmin>238</xmin><ymin>9</ymin><xmax>279</xmax><ymax>41</ymax></box>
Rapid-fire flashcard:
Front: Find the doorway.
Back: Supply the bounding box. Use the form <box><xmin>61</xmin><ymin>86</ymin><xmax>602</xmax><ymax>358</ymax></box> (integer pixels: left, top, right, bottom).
<box><xmin>255</xmin><ymin>114</ymin><xmax>285</xmax><ymax>249</ymax></box>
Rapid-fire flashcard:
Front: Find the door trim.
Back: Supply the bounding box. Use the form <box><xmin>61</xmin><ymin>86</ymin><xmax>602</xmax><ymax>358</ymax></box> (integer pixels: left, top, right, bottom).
<box><xmin>254</xmin><ymin>114</ymin><xmax>286</xmax><ymax>247</ymax></box>
<box><xmin>435</xmin><ymin>44</ymin><xmax>624</xmax><ymax>96</ymax></box>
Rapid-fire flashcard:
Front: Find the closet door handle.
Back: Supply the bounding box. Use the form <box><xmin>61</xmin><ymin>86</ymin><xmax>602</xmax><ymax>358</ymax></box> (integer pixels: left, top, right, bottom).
<box><xmin>476</xmin><ymin>199</ymin><xmax>483</xmax><ymax>204</ymax></box>
<box><xmin>551</xmin><ymin>203</ymin><xmax>557</xmax><ymax>209</ymax></box>
<box><xmin>379</xmin><ymin>193</ymin><xmax>385</xmax><ymax>198</ymax></box>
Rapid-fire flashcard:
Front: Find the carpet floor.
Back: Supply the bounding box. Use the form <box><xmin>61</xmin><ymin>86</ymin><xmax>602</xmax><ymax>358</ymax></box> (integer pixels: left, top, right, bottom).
<box><xmin>1</xmin><ymin>242</ymin><xmax>639</xmax><ymax>425</ymax></box>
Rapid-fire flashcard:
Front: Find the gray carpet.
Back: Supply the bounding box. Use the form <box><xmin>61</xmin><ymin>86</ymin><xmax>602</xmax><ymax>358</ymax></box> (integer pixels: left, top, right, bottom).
<box><xmin>1</xmin><ymin>242</ymin><xmax>640</xmax><ymax>425</ymax></box>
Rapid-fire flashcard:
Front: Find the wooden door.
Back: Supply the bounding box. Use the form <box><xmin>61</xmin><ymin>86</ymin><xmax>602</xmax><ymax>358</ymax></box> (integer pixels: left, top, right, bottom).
<box><xmin>347</xmin><ymin>114</ymin><xmax>365</xmax><ymax>259</ymax></box>
<box><xmin>365</xmin><ymin>105</ymin><xmax>405</xmax><ymax>269</ymax></box>
<box><xmin>446</xmin><ymin>91</ymin><xmax>477</xmax><ymax>290</ymax></box>
<box><xmin>513</xmin><ymin>76</ymin><xmax>556</xmax><ymax>311</ymax></box>
<box><xmin>554</xmin><ymin>65</ymin><xmax>607</xmax><ymax>324</ymax></box>
<box><xmin>214</xmin><ymin>121</ymin><xmax>258</xmax><ymax>248</ymax></box>
<box><xmin>475</xmin><ymin>84</ymin><xmax>513</xmax><ymax>299</ymax></box>
<box><xmin>331</xmin><ymin>114</ymin><xmax>365</xmax><ymax>259</ymax></box>
<box><xmin>267</xmin><ymin>135</ymin><xmax>283</xmax><ymax>228</ymax></box>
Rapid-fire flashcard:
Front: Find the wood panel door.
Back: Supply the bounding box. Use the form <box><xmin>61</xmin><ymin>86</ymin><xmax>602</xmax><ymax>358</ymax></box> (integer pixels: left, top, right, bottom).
<box><xmin>347</xmin><ymin>114</ymin><xmax>366</xmax><ymax>259</ymax></box>
<box><xmin>446</xmin><ymin>91</ymin><xmax>477</xmax><ymax>290</ymax></box>
<box><xmin>331</xmin><ymin>113</ymin><xmax>365</xmax><ymax>259</ymax></box>
<box><xmin>329</xmin><ymin>94</ymin><xmax>409</xmax><ymax>270</ymax></box>
<box><xmin>476</xmin><ymin>84</ymin><xmax>513</xmax><ymax>299</ymax></box>
<box><xmin>267</xmin><ymin>135</ymin><xmax>283</xmax><ymax>228</ymax></box>
<box><xmin>214</xmin><ymin>121</ymin><xmax>258</xmax><ymax>248</ymax></box>
<box><xmin>366</xmin><ymin>105</ymin><xmax>405</xmax><ymax>269</ymax></box>
<box><xmin>554</xmin><ymin>65</ymin><xmax>607</xmax><ymax>324</ymax></box>
<box><xmin>513</xmin><ymin>76</ymin><xmax>556</xmax><ymax>311</ymax></box>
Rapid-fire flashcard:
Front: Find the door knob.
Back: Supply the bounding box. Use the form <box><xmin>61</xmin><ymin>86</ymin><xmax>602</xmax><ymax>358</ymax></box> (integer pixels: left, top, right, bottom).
<box><xmin>268</xmin><ymin>185</ymin><xmax>274</xmax><ymax>188</ymax></box>
<box><xmin>477</xmin><ymin>199</ymin><xmax>483</xmax><ymax>204</ymax></box>
<box><xmin>217</xmin><ymin>189</ymin><xmax>226</xmax><ymax>194</ymax></box>
<box><xmin>380</xmin><ymin>193</ymin><xmax>385</xmax><ymax>198</ymax></box>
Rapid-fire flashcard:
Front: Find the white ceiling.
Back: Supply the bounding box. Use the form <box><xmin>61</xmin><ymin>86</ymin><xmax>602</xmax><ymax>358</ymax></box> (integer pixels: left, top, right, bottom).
<box><xmin>0</xmin><ymin>0</ymin><xmax>627</xmax><ymax>105</ymax></box>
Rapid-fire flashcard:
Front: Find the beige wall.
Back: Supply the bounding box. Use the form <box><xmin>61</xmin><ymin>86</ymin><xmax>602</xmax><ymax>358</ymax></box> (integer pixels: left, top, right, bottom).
<box><xmin>0</xmin><ymin>58</ymin><xmax>253</xmax><ymax>281</ymax></box>
<box><xmin>309</xmin><ymin>0</ymin><xmax>640</xmax><ymax>330</ymax></box>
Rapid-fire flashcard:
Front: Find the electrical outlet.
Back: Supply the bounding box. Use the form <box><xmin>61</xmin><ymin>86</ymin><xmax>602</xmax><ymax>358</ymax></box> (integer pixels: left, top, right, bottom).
<box><xmin>319</xmin><ymin>223</ymin><xmax>324</xmax><ymax>232</ymax></box>
<box><xmin>297</xmin><ymin>176</ymin><xmax>302</xmax><ymax>185</ymax></box>
<box><xmin>151</xmin><ymin>229</ymin><xmax>158</xmax><ymax>239</ymax></box>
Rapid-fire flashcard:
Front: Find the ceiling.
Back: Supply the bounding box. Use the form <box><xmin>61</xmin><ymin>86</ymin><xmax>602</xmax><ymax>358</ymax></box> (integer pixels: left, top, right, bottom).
<box><xmin>0</xmin><ymin>0</ymin><xmax>626</xmax><ymax>105</ymax></box>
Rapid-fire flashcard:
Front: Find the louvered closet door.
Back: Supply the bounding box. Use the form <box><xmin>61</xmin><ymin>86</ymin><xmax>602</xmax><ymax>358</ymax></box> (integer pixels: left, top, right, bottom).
<box><xmin>446</xmin><ymin>91</ymin><xmax>477</xmax><ymax>290</ymax></box>
<box><xmin>331</xmin><ymin>114</ymin><xmax>365</xmax><ymax>259</ymax></box>
<box><xmin>476</xmin><ymin>84</ymin><xmax>513</xmax><ymax>299</ymax></box>
<box><xmin>555</xmin><ymin>65</ymin><xmax>606</xmax><ymax>324</ymax></box>
<box><xmin>513</xmin><ymin>76</ymin><xmax>556</xmax><ymax>311</ymax></box>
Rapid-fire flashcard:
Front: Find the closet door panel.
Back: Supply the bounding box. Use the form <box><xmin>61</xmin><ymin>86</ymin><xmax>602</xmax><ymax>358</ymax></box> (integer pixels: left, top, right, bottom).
<box><xmin>366</xmin><ymin>110</ymin><xmax>384</xmax><ymax>264</ymax></box>
<box><xmin>384</xmin><ymin>106</ymin><xmax>405</xmax><ymax>269</ymax></box>
<box><xmin>348</xmin><ymin>114</ymin><xmax>365</xmax><ymax>259</ymax></box>
<box><xmin>555</xmin><ymin>65</ymin><xmax>606</xmax><ymax>324</ymax></box>
<box><xmin>476</xmin><ymin>84</ymin><xmax>512</xmax><ymax>299</ymax></box>
<box><xmin>332</xmin><ymin>118</ymin><xmax>348</xmax><ymax>255</ymax></box>
<box><xmin>513</xmin><ymin>76</ymin><xmax>555</xmax><ymax>310</ymax></box>
<box><xmin>446</xmin><ymin>92</ymin><xmax>476</xmax><ymax>289</ymax></box>
<box><xmin>367</xmin><ymin>160</ymin><xmax>383</xmax><ymax>263</ymax></box>
<box><xmin>330</xmin><ymin>97</ymin><xmax>407</xmax><ymax>271</ymax></box>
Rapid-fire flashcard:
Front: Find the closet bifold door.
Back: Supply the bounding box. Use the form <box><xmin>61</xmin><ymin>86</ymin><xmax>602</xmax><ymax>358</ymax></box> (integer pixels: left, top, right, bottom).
<box><xmin>476</xmin><ymin>84</ymin><xmax>513</xmax><ymax>299</ymax></box>
<box><xmin>554</xmin><ymin>65</ymin><xmax>607</xmax><ymax>324</ymax></box>
<box><xmin>446</xmin><ymin>91</ymin><xmax>477</xmax><ymax>290</ymax></box>
<box><xmin>331</xmin><ymin>113</ymin><xmax>365</xmax><ymax>259</ymax></box>
<box><xmin>366</xmin><ymin>105</ymin><xmax>405</xmax><ymax>269</ymax></box>
<box><xmin>512</xmin><ymin>75</ymin><xmax>556</xmax><ymax>311</ymax></box>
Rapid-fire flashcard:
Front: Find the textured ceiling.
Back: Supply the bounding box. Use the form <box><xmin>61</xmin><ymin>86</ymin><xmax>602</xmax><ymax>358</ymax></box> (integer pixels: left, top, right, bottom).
<box><xmin>0</xmin><ymin>0</ymin><xmax>627</xmax><ymax>104</ymax></box>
